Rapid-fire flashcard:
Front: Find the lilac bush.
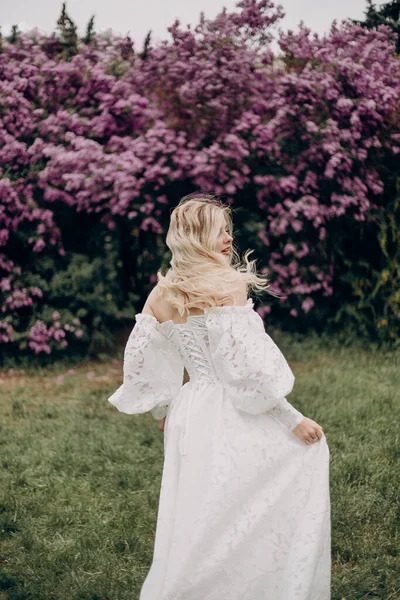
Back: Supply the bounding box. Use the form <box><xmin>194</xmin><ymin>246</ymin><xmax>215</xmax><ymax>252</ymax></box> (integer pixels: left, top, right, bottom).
<box><xmin>0</xmin><ymin>0</ymin><xmax>399</xmax><ymax>360</ymax></box>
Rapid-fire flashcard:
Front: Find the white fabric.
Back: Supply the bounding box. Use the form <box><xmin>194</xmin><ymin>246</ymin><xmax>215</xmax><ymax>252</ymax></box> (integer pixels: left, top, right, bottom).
<box><xmin>108</xmin><ymin>298</ymin><xmax>331</xmax><ymax>600</ymax></box>
<box><xmin>107</xmin><ymin>312</ymin><xmax>184</xmax><ymax>420</ymax></box>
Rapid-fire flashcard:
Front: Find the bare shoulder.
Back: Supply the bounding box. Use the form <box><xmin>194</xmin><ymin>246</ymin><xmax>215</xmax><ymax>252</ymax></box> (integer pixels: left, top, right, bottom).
<box><xmin>141</xmin><ymin>284</ymin><xmax>176</xmax><ymax>323</ymax></box>
<box><xmin>140</xmin><ymin>272</ymin><xmax>248</xmax><ymax>321</ymax></box>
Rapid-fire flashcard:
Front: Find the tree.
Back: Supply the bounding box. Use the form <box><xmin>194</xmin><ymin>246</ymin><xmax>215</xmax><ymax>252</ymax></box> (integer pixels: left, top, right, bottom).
<box><xmin>7</xmin><ymin>25</ymin><xmax>20</xmax><ymax>44</ymax></box>
<box><xmin>56</xmin><ymin>2</ymin><xmax>79</xmax><ymax>58</ymax></box>
<box><xmin>82</xmin><ymin>15</ymin><xmax>95</xmax><ymax>46</ymax></box>
<box><xmin>140</xmin><ymin>30</ymin><xmax>152</xmax><ymax>60</ymax></box>
<box><xmin>352</xmin><ymin>0</ymin><xmax>400</xmax><ymax>53</ymax></box>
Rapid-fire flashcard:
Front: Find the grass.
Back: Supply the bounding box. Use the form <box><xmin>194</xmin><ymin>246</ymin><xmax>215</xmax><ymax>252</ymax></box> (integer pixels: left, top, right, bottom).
<box><xmin>0</xmin><ymin>334</ymin><xmax>399</xmax><ymax>600</ymax></box>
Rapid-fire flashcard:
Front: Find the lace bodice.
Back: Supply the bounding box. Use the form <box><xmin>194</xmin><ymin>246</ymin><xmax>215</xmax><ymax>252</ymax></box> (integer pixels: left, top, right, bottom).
<box><xmin>107</xmin><ymin>299</ymin><xmax>305</xmax><ymax>430</ymax></box>
<box><xmin>174</xmin><ymin>316</ymin><xmax>220</xmax><ymax>384</ymax></box>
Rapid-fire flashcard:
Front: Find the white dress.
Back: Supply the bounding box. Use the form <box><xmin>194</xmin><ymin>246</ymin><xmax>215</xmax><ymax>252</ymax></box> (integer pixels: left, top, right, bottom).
<box><xmin>108</xmin><ymin>298</ymin><xmax>331</xmax><ymax>600</ymax></box>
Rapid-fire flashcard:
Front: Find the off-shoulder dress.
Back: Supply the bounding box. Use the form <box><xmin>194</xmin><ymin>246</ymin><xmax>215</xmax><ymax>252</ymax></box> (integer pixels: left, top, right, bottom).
<box><xmin>108</xmin><ymin>298</ymin><xmax>331</xmax><ymax>600</ymax></box>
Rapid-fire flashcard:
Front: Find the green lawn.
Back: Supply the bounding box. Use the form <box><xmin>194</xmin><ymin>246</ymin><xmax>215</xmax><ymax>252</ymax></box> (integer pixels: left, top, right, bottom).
<box><xmin>1</xmin><ymin>336</ymin><xmax>399</xmax><ymax>600</ymax></box>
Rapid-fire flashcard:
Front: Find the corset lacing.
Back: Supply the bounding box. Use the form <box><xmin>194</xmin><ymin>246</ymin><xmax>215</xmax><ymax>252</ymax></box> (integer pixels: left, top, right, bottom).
<box><xmin>176</xmin><ymin>319</ymin><xmax>219</xmax><ymax>384</ymax></box>
<box><xmin>175</xmin><ymin>317</ymin><xmax>223</xmax><ymax>456</ymax></box>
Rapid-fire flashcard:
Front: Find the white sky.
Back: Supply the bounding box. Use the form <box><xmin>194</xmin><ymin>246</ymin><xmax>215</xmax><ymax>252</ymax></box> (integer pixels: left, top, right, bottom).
<box><xmin>1</xmin><ymin>0</ymin><xmax>367</xmax><ymax>52</ymax></box>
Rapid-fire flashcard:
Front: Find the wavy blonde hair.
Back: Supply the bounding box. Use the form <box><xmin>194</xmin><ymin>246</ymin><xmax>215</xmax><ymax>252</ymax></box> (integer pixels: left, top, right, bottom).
<box><xmin>156</xmin><ymin>193</ymin><xmax>272</xmax><ymax>316</ymax></box>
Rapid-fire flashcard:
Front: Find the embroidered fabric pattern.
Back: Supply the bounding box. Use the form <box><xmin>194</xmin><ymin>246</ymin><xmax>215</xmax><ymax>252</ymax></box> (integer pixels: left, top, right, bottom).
<box><xmin>205</xmin><ymin>301</ymin><xmax>304</xmax><ymax>428</ymax></box>
<box><xmin>107</xmin><ymin>313</ymin><xmax>184</xmax><ymax>421</ymax></box>
<box><xmin>107</xmin><ymin>299</ymin><xmax>331</xmax><ymax>600</ymax></box>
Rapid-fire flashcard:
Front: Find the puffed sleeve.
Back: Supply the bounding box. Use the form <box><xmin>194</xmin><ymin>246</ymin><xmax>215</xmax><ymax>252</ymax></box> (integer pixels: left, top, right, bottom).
<box><xmin>107</xmin><ymin>313</ymin><xmax>184</xmax><ymax>420</ymax></box>
<box><xmin>205</xmin><ymin>301</ymin><xmax>304</xmax><ymax>430</ymax></box>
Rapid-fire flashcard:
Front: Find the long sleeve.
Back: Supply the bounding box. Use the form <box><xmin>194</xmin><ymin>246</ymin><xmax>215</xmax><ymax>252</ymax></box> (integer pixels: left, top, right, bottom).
<box><xmin>107</xmin><ymin>313</ymin><xmax>184</xmax><ymax>420</ymax></box>
<box><xmin>268</xmin><ymin>398</ymin><xmax>304</xmax><ymax>430</ymax></box>
<box><xmin>205</xmin><ymin>302</ymin><xmax>304</xmax><ymax>431</ymax></box>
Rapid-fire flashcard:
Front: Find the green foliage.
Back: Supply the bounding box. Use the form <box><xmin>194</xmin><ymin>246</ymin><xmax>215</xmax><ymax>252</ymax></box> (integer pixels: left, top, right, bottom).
<box><xmin>335</xmin><ymin>182</ymin><xmax>400</xmax><ymax>345</ymax></box>
<box><xmin>140</xmin><ymin>30</ymin><xmax>152</xmax><ymax>61</ymax></box>
<box><xmin>328</xmin><ymin>93</ymin><xmax>400</xmax><ymax>347</ymax></box>
<box><xmin>0</xmin><ymin>228</ymin><xmax>140</xmax><ymax>366</ymax></box>
<box><xmin>7</xmin><ymin>25</ymin><xmax>20</xmax><ymax>45</ymax></box>
<box><xmin>56</xmin><ymin>2</ymin><xmax>79</xmax><ymax>58</ymax></box>
<box><xmin>82</xmin><ymin>15</ymin><xmax>96</xmax><ymax>46</ymax></box>
<box><xmin>353</xmin><ymin>0</ymin><xmax>400</xmax><ymax>53</ymax></box>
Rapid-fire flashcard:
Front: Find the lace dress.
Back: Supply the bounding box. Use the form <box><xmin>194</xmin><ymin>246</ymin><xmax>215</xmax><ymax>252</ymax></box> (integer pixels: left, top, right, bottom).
<box><xmin>108</xmin><ymin>298</ymin><xmax>331</xmax><ymax>600</ymax></box>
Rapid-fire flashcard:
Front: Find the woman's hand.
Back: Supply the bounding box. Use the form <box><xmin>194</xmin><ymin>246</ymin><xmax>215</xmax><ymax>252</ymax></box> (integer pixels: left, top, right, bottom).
<box><xmin>157</xmin><ymin>416</ymin><xmax>166</xmax><ymax>432</ymax></box>
<box><xmin>292</xmin><ymin>417</ymin><xmax>324</xmax><ymax>445</ymax></box>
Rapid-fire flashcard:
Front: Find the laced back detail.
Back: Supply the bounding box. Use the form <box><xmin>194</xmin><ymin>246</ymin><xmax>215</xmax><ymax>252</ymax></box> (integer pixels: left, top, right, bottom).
<box><xmin>174</xmin><ymin>316</ymin><xmax>221</xmax><ymax>384</ymax></box>
<box><xmin>108</xmin><ymin>297</ymin><xmax>304</xmax><ymax>433</ymax></box>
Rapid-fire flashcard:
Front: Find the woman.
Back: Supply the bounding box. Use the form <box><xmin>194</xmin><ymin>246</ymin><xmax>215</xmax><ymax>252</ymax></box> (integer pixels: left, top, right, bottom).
<box><xmin>108</xmin><ymin>193</ymin><xmax>331</xmax><ymax>600</ymax></box>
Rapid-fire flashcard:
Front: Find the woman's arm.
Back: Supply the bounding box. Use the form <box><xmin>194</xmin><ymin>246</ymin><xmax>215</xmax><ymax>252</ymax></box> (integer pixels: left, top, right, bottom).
<box><xmin>107</xmin><ymin>289</ymin><xmax>184</xmax><ymax>423</ymax></box>
<box><xmin>205</xmin><ymin>289</ymin><xmax>324</xmax><ymax>444</ymax></box>
<box><xmin>140</xmin><ymin>286</ymin><xmax>174</xmax><ymax>430</ymax></box>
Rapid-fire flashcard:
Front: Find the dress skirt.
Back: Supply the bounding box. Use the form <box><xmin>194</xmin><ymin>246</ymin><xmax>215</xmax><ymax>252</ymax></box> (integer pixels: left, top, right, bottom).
<box><xmin>139</xmin><ymin>379</ymin><xmax>331</xmax><ymax>600</ymax></box>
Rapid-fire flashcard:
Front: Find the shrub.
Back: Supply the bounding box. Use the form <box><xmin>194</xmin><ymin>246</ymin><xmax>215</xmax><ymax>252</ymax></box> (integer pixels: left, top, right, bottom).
<box><xmin>0</xmin><ymin>0</ymin><xmax>399</xmax><ymax>361</ymax></box>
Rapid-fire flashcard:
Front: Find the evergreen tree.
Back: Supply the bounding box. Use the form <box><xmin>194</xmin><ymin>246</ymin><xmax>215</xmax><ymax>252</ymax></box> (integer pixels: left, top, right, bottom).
<box><xmin>141</xmin><ymin>30</ymin><xmax>152</xmax><ymax>60</ymax></box>
<box><xmin>82</xmin><ymin>15</ymin><xmax>95</xmax><ymax>45</ymax></box>
<box><xmin>57</xmin><ymin>2</ymin><xmax>79</xmax><ymax>58</ymax></box>
<box><xmin>7</xmin><ymin>24</ymin><xmax>20</xmax><ymax>44</ymax></box>
<box><xmin>352</xmin><ymin>1</ymin><xmax>400</xmax><ymax>53</ymax></box>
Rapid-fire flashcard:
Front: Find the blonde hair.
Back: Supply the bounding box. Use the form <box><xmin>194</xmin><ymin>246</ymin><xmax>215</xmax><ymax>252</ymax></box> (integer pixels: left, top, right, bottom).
<box><xmin>156</xmin><ymin>193</ymin><xmax>272</xmax><ymax>316</ymax></box>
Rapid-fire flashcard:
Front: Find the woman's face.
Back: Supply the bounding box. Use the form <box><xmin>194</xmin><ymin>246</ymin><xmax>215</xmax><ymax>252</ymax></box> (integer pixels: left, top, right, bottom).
<box><xmin>215</xmin><ymin>218</ymin><xmax>233</xmax><ymax>258</ymax></box>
